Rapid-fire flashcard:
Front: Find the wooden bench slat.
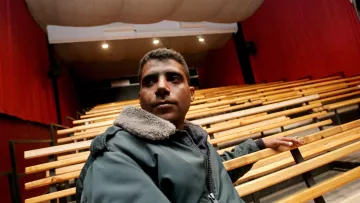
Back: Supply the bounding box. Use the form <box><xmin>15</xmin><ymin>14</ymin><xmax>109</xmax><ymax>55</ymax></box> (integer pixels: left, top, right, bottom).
<box><xmin>73</xmin><ymin>114</ymin><xmax>118</xmax><ymax>125</ymax></box>
<box><xmin>25</xmin><ymin>140</ymin><xmax>92</xmax><ymax>159</ymax></box>
<box><xmin>55</xmin><ymin>163</ymin><xmax>84</xmax><ymax>176</ymax></box>
<box><xmin>189</xmin><ymin>95</ymin><xmax>259</xmax><ymax>111</ymax></box>
<box><xmin>214</xmin><ymin>116</ymin><xmax>289</xmax><ymax>138</ymax></box>
<box><xmin>276</xmin><ymin>166</ymin><xmax>360</xmax><ymax>203</ymax></box>
<box><xmin>222</xmin><ymin>119</ymin><xmax>333</xmax><ymax>171</ymax></box>
<box><xmin>192</xmin><ymin>94</ymin><xmax>319</xmax><ymax>126</ymax></box>
<box><xmin>316</xmin><ymin>85</ymin><xmax>360</xmax><ymax>99</ymax></box>
<box><xmin>301</xmin><ymin>83</ymin><xmax>349</xmax><ymax>95</ymax></box>
<box><xmin>25</xmin><ymin>154</ymin><xmax>88</xmax><ymax>174</ymax></box>
<box><xmin>208</xmin><ymin>112</ymin><xmax>267</xmax><ymax>129</ymax></box>
<box><xmin>57</xmin><ymin>151</ymin><xmax>90</xmax><ymax>161</ymax></box>
<box><xmin>293</xmin><ymin>75</ymin><xmax>360</xmax><ymax>90</ymax></box>
<box><xmin>74</xmin><ymin>126</ymin><xmax>108</xmax><ymax>135</ymax></box>
<box><xmin>25</xmin><ymin>188</ymin><xmax>76</xmax><ymax>203</ymax></box>
<box><xmin>262</xmin><ymin>91</ymin><xmax>301</xmax><ymax>101</ymax></box>
<box><xmin>235</xmin><ymin>121</ymin><xmax>360</xmax><ymax>184</ymax></box>
<box><xmin>325</xmin><ymin>97</ymin><xmax>360</xmax><ymax>110</ymax></box>
<box><xmin>310</xmin><ymin>90</ymin><xmax>360</xmax><ymax>105</ymax></box>
<box><xmin>186</xmin><ymin>100</ymin><xmax>262</xmax><ymax>120</ymax></box>
<box><xmin>210</xmin><ymin>103</ymin><xmax>321</xmax><ymax>135</ymax></box>
<box><xmin>57</xmin><ymin>130</ymin><xmax>103</xmax><ymax>144</ymax></box>
<box><xmin>218</xmin><ymin>119</ymin><xmax>332</xmax><ymax>154</ymax></box>
<box><xmin>57</xmin><ymin>120</ymin><xmax>113</xmax><ymax>135</ymax></box>
<box><xmin>92</xmin><ymin>98</ymin><xmax>139</xmax><ymax>109</ymax></box>
<box><xmin>186</xmin><ymin>104</ymin><xmax>231</xmax><ymax>115</ymax></box>
<box><xmin>25</xmin><ymin>170</ymin><xmax>80</xmax><ymax>190</ymax></box>
<box><xmin>258</xmin><ymin>76</ymin><xmax>342</xmax><ymax>92</ymax></box>
<box><xmin>236</xmin><ymin>140</ymin><xmax>360</xmax><ymax>197</ymax></box>
<box><xmin>262</xmin><ymin>95</ymin><xmax>303</xmax><ymax>105</ymax></box>
<box><xmin>191</xmin><ymin>95</ymin><xmax>226</xmax><ymax>105</ymax></box>
<box><xmin>209</xmin><ymin>111</ymin><xmax>327</xmax><ymax>145</ymax></box>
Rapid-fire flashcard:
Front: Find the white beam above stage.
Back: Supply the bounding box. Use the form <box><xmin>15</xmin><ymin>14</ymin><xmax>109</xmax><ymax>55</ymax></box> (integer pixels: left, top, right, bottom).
<box><xmin>47</xmin><ymin>21</ymin><xmax>238</xmax><ymax>44</ymax></box>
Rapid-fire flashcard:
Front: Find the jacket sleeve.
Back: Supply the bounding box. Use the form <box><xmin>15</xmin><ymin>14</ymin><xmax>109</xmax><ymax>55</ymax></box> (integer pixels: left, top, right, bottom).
<box><xmin>219</xmin><ymin>139</ymin><xmax>260</xmax><ymax>183</ymax></box>
<box><xmin>80</xmin><ymin>150</ymin><xmax>171</xmax><ymax>203</ymax></box>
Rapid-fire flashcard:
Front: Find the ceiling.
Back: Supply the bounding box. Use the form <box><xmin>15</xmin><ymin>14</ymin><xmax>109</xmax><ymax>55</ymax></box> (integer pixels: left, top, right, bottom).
<box><xmin>26</xmin><ymin>0</ymin><xmax>264</xmax><ymax>27</ymax></box>
<box><xmin>25</xmin><ymin>0</ymin><xmax>263</xmax><ymax>82</ymax></box>
<box><xmin>57</xmin><ymin>34</ymin><xmax>232</xmax><ymax>81</ymax></box>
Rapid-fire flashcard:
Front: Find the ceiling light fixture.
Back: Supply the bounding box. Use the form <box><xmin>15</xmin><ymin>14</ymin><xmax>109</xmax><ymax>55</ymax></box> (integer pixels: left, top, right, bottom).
<box><xmin>153</xmin><ymin>39</ymin><xmax>160</xmax><ymax>45</ymax></box>
<box><xmin>102</xmin><ymin>43</ymin><xmax>109</xmax><ymax>49</ymax></box>
<box><xmin>198</xmin><ymin>37</ymin><xmax>205</xmax><ymax>42</ymax></box>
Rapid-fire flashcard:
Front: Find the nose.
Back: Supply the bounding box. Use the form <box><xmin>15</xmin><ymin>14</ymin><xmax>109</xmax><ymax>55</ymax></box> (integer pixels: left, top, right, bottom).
<box><xmin>155</xmin><ymin>75</ymin><xmax>170</xmax><ymax>98</ymax></box>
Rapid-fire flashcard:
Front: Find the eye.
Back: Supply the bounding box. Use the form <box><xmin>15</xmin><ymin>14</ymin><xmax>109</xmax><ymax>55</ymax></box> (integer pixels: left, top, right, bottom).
<box><xmin>167</xmin><ymin>73</ymin><xmax>182</xmax><ymax>83</ymax></box>
<box><xmin>142</xmin><ymin>75</ymin><xmax>157</xmax><ymax>87</ymax></box>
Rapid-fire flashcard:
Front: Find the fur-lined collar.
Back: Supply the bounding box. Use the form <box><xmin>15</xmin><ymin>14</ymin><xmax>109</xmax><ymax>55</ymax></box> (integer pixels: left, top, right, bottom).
<box><xmin>113</xmin><ymin>106</ymin><xmax>206</xmax><ymax>141</ymax></box>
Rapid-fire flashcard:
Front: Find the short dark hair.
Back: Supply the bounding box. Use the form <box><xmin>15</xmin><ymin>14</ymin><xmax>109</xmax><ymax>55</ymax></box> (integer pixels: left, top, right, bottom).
<box><xmin>138</xmin><ymin>48</ymin><xmax>190</xmax><ymax>84</ymax></box>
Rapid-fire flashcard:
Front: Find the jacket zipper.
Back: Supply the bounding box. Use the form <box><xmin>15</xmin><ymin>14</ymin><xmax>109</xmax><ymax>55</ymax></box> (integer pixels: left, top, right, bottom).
<box><xmin>182</xmin><ymin>132</ymin><xmax>219</xmax><ymax>203</ymax></box>
<box><xmin>205</xmin><ymin>144</ymin><xmax>219</xmax><ymax>203</ymax></box>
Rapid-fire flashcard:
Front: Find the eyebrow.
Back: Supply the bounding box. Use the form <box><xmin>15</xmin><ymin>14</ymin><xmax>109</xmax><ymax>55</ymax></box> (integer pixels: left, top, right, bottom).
<box><xmin>142</xmin><ymin>70</ymin><xmax>183</xmax><ymax>79</ymax></box>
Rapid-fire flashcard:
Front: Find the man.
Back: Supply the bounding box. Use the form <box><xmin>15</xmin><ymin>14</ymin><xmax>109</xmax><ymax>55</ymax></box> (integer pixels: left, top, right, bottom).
<box><xmin>76</xmin><ymin>48</ymin><xmax>302</xmax><ymax>203</ymax></box>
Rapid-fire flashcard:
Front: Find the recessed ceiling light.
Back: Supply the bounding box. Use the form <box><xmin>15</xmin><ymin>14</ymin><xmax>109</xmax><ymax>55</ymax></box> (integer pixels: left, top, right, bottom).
<box><xmin>102</xmin><ymin>43</ymin><xmax>109</xmax><ymax>49</ymax></box>
<box><xmin>198</xmin><ymin>37</ymin><xmax>205</xmax><ymax>42</ymax></box>
<box><xmin>153</xmin><ymin>39</ymin><xmax>160</xmax><ymax>45</ymax></box>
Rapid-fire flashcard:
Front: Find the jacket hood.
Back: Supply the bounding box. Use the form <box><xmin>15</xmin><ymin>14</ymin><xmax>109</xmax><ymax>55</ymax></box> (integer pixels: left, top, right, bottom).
<box><xmin>114</xmin><ymin>106</ymin><xmax>206</xmax><ymax>141</ymax></box>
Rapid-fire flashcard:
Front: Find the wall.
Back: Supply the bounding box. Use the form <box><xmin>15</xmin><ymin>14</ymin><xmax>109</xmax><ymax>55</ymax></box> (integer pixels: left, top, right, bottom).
<box><xmin>0</xmin><ymin>114</ymin><xmax>51</xmax><ymax>203</ymax></box>
<box><xmin>198</xmin><ymin>38</ymin><xmax>244</xmax><ymax>88</ymax></box>
<box><xmin>0</xmin><ymin>0</ymin><xmax>79</xmax><ymax>124</ymax></box>
<box><xmin>58</xmin><ymin>65</ymin><xmax>81</xmax><ymax>122</ymax></box>
<box><xmin>0</xmin><ymin>0</ymin><xmax>79</xmax><ymax>202</ymax></box>
<box><xmin>242</xmin><ymin>0</ymin><xmax>360</xmax><ymax>82</ymax></box>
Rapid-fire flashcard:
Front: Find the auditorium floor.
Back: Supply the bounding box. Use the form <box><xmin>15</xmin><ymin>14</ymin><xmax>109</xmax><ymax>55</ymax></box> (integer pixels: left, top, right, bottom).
<box><xmin>256</xmin><ymin>151</ymin><xmax>360</xmax><ymax>203</ymax></box>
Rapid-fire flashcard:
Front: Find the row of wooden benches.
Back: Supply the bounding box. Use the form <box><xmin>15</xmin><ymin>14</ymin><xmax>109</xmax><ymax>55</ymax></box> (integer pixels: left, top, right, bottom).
<box><xmin>77</xmin><ymin>75</ymin><xmax>360</xmax><ymax>120</ymax></box>
<box><xmin>24</xmin><ymin>118</ymin><xmax>360</xmax><ymax>202</ymax></box>
<box><xmin>20</xmin><ymin>75</ymin><xmax>360</xmax><ymax>202</ymax></box>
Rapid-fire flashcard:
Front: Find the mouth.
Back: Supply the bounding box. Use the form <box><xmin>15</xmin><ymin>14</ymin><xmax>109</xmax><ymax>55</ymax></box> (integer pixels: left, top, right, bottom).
<box><xmin>153</xmin><ymin>101</ymin><xmax>176</xmax><ymax>108</ymax></box>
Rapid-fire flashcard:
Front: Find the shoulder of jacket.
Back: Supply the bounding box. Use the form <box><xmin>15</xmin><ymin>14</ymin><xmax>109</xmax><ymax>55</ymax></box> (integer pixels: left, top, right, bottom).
<box><xmin>90</xmin><ymin>125</ymin><xmax>148</xmax><ymax>156</ymax></box>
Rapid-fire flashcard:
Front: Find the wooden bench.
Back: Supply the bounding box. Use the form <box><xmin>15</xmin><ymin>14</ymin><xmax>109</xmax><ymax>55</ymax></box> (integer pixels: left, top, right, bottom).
<box><xmin>21</xmin><ymin>76</ymin><xmax>360</xmax><ymax>202</ymax></box>
<box><xmin>22</xmin><ymin>118</ymin><xmax>359</xmax><ymax>203</ymax></box>
<box><xmin>74</xmin><ymin>76</ymin><xmax>354</xmax><ymax>124</ymax></box>
<box><xmin>58</xmin><ymin>81</ymin><xmax>360</xmax><ymax>148</ymax></box>
<box><xmin>57</xmin><ymin>94</ymin><xmax>324</xmax><ymax>145</ymax></box>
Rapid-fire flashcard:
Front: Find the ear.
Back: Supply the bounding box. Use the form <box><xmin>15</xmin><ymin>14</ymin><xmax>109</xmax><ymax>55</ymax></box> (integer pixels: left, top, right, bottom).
<box><xmin>189</xmin><ymin>87</ymin><xmax>195</xmax><ymax>102</ymax></box>
<box><xmin>138</xmin><ymin>92</ymin><xmax>141</xmax><ymax>104</ymax></box>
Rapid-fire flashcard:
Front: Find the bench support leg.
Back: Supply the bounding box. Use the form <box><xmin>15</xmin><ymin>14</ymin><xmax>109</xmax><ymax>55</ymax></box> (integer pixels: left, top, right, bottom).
<box><xmin>290</xmin><ymin>148</ymin><xmax>326</xmax><ymax>203</ymax></box>
<box><xmin>334</xmin><ymin>109</ymin><xmax>341</xmax><ymax>125</ymax></box>
<box><xmin>251</xmin><ymin>191</ymin><xmax>261</xmax><ymax>203</ymax></box>
<box><xmin>330</xmin><ymin>161</ymin><xmax>360</xmax><ymax>172</ymax></box>
<box><xmin>9</xmin><ymin>141</ymin><xmax>21</xmax><ymax>203</ymax></box>
<box><xmin>8</xmin><ymin>172</ymin><xmax>18</xmax><ymax>203</ymax></box>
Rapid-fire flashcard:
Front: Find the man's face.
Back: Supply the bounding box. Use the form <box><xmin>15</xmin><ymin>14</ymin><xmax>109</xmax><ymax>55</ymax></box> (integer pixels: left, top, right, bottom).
<box><xmin>139</xmin><ymin>59</ymin><xmax>194</xmax><ymax>128</ymax></box>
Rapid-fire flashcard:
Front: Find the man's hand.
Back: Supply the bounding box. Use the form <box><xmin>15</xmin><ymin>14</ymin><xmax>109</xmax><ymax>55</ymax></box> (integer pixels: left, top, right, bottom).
<box><xmin>263</xmin><ymin>137</ymin><xmax>304</xmax><ymax>149</ymax></box>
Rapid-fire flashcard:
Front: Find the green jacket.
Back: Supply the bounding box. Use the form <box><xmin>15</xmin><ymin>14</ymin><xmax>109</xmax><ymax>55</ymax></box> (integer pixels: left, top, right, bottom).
<box><xmin>76</xmin><ymin>106</ymin><xmax>261</xmax><ymax>203</ymax></box>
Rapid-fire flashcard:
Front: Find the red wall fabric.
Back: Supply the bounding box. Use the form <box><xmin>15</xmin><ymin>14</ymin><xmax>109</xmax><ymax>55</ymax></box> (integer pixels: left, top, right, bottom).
<box><xmin>198</xmin><ymin>38</ymin><xmax>244</xmax><ymax>88</ymax></box>
<box><xmin>242</xmin><ymin>0</ymin><xmax>360</xmax><ymax>82</ymax></box>
<box><xmin>0</xmin><ymin>0</ymin><xmax>79</xmax><ymax>124</ymax></box>
<box><xmin>0</xmin><ymin>115</ymin><xmax>51</xmax><ymax>203</ymax></box>
<box><xmin>58</xmin><ymin>65</ymin><xmax>81</xmax><ymax>123</ymax></box>
<box><xmin>0</xmin><ymin>0</ymin><xmax>56</xmax><ymax>123</ymax></box>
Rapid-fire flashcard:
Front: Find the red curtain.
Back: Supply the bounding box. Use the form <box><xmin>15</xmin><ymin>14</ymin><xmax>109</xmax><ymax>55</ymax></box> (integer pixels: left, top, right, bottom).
<box><xmin>198</xmin><ymin>38</ymin><xmax>244</xmax><ymax>88</ymax></box>
<box><xmin>242</xmin><ymin>0</ymin><xmax>360</xmax><ymax>82</ymax></box>
<box><xmin>58</xmin><ymin>65</ymin><xmax>81</xmax><ymax>122</ymax></box>
<box><xmin>0</xmin><ymin>0</ymin><xmax>79</xmax><ymax>124</ymax></box>
<box><xmin>0</xmin><ymin>115</ymin><xmax>51</xmax><ymax>203</ymax></box>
